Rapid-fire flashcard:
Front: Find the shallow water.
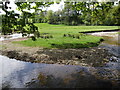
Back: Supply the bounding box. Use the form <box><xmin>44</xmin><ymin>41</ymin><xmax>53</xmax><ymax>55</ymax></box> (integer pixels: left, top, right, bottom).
<box><xmin>0</xmin><ymin>55</ymin><xmax>120</xmax><ymax>88</ymax></box>
<box><xmin>88</xmin><ymin>31</ymin><xmax>120</xmax><ymax>57</ymax></box>
<box><xmin>98</xmin><ymin>32</ymin><xmax>120</xmax><ymax>57</ymax></box>
<box><xmin>0</xmin><ymin>33</ymin><xmax>33</xmax><ymax>41</ymax></box>
<box><xmin>0</xmin><ymin>32</ymin><xmax>120</xmax><ymax>88</ymax></box>
<box><xmin>0</xmin><ymin>34</ymin><xmax>23</xmax><ymax>41</ymax></box>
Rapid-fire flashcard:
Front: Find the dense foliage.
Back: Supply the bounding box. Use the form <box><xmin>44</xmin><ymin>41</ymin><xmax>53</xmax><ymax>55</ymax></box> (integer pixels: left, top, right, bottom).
<box><xmin>1</xmin><ymin>1</ymin><xmax>53</xmax><ymax>40</ymax></box>
<box><xmin>44</xmin><ymin>2</ymin><xmax>120</xmax><ymax>26</ymax></box>
<box><xmin>1</xmin><ymin>1</ymin><xmax>120</xmax><ymax>39</ymax></box>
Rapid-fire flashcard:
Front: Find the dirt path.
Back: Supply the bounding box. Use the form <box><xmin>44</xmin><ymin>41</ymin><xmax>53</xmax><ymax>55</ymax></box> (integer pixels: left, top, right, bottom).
<box><xmin>1</xmin><ymin>37</ymin><xmax>41</xmax><ymax>54</ymax></box>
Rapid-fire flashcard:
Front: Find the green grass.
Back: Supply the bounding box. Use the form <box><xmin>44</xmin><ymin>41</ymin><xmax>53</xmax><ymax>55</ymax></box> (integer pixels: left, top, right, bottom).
<box><xmin>35</xmin><ymin>23</ymin><xmax>118</xmax><ymax>34</ymax></box>
<box><xmin>15</xmin><ymin>35</ymin><xmax>102</xmax><ymax>48</ymax></box>
<box><xmin>14</xmin><ymin>23</ymin><xmax>118</xmax><ymax>49</ymax></box>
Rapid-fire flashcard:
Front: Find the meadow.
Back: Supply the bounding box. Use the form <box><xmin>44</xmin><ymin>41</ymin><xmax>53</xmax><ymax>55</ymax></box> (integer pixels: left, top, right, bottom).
<box><xmin>14</xmin><ymin>23</ymin><xmax>118</xmax><ymax>49</ymax></box>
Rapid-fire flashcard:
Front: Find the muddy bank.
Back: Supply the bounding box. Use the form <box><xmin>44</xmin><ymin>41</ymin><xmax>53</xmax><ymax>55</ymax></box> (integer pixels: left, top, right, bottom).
<box><xmin>0</xmin><ymin>32</ymin><xmax>119</xmax><ymax>67</ymax></box>
<box><xmin>1</xmin><ymin>47</ymin><xmax>117</xmax><ymax>67</ymax></box>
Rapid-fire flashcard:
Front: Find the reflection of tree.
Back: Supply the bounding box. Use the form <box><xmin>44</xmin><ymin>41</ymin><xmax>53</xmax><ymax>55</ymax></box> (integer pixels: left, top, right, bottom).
<box><xmin>2</xmin><ymin>81</ymin><xmax>11</xmax><ymax>89</ymax></box>
<box><xmin>26</xmin><ymin>72</ymin><xmax>65</xmax><ymax>88</ymax></box>
<box><xmin>26</xmin><ymin>69</ymin><xmax>120</xmax><ymax>88</ymax></box>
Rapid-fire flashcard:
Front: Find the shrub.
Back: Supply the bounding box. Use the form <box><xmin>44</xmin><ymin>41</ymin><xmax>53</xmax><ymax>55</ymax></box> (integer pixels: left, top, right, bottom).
<box><xmin>31</xmin><ymin>36</ymin><xmax>36</xmax><ymax>41</ymax></box>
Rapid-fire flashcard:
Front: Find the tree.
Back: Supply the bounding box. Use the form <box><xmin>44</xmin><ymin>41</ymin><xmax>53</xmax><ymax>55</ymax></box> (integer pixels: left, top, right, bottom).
<box><xmin>1</xmin><ymin>1</ymin><xmax>54</xmax><ymax>40</ymax></box>
<box><xmin>105</xmin><ymin>3</ymin><xmax>120</xmax><ymax>26</ymax></box>
<box><xmin>46</xmin><ymin>10</ymin><xmax>55</xmax><ymax>24</ymax></box>
<box><xmin>1</xmin><ymin>1</ymin><xmax>20</xmax><ymax>35</ymax></box>
<box><xmin>15</xmin><ymin>2</ymin><xmax>53</xmax><ymax>40</ymax></box>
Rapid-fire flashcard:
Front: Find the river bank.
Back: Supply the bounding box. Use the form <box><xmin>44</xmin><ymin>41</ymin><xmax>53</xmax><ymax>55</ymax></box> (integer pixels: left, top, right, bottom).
<box><xmin>1</xmin><ymin>47</ymin><xmax>115</xmax><ymax>67</ymax></box>
<box><xmin>0</xmin><ymin>31</ymin><xmax>119</xmax><ymax>66</ymax></box>
<box><xmin>0</xmin><ymin>31</ymin><xmax>120</xmax><ymax>88</ymax></box>
<box><xmin>0</xmin><ymin>37</ymin><xmax>117</xmax><ymax>67</ymax></box>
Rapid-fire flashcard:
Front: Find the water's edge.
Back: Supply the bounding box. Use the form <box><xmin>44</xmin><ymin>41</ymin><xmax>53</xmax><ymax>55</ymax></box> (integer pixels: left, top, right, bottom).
<box><xmin>0</xmin><ymin>31</ymin><xmax>120</xmax><ymax>88</ymax></box>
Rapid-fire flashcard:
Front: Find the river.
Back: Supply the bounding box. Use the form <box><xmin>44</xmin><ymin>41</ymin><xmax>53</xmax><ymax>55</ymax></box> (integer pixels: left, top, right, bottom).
<box><xmin>0</xmin><ymin>32</ymin><xmax>120</xmax><ymax>88</ymax></box>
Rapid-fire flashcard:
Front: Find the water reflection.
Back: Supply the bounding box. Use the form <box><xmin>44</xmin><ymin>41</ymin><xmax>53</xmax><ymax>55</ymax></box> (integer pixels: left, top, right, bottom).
<box><xmin>26</xmin><ymin>67</ymin><xmax>120</xmax><ymax>88</ymax></box>
<box><xmin>99</xmin><ymin>35</ymin><xmax>120</xmax><ymax>57</ymax></box>
<box><xmin>100</xmin><ymin>44</ymin><xmax>120</xmax><ymax>57</ymax></box>
<box><xmin>0</xmin><ymin>55</ymin><xmax>120</xmax><ymax>89</ymax></box>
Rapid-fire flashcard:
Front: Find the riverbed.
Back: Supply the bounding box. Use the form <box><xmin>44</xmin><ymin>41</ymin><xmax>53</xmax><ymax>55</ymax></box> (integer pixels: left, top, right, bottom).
<box><xmin>0</xmin><ymin>32</ymin><xmax>120</xmax><ymax>88</ymax></box>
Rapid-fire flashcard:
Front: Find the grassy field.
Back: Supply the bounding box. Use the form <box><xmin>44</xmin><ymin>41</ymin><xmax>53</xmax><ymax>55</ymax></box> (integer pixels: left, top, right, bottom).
<box><xmin>14</xmin><ymin>23</ymin><xmax>118</xmax><ymax>49</ymax></box>
<box><xmin>35</xmin><ymin>23</ymin><xmax>118</xmax><ymax>34</ymax></box>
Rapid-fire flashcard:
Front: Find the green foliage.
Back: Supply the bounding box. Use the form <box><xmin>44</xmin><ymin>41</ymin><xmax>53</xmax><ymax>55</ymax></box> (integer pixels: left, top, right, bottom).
<box><xmin>46</xmin><ymin>10</ymin><xmax>54</xmax><ymax>24</ymax></box>
<box><xmin>1</xmin><ymin>2</ymin><xmax>53</xmax><ymax>40</ymax></box>
<box><xmin>31</xmin><ymin>36</ymin><xmax>36</xmax><ymax>41</ymax></box>
<box><xmin>108</xmin><ymin>4</ymin><xmax>120</xmax><ymax>25</ymax></box>
<box><xmin>2</xmin><ymin>2</ymin><xmax>19</xmax><ymax>34</ymax></box>
<box><xmin>44</xmin><ymin>2</ymin><xmax>119</xmax><ymax>26</ymax></box>
<box><xmin>63</xmin><ymin>33</ymin><xmax>85</xmax><ymax>39</ymax></box>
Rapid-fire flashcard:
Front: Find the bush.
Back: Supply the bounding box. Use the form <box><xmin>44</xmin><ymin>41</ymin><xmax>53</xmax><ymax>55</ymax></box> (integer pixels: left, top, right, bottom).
<box><xmin>31</xmin><ymin>36</ymin><xmax>36</xmax><ymax>41</ymax></box>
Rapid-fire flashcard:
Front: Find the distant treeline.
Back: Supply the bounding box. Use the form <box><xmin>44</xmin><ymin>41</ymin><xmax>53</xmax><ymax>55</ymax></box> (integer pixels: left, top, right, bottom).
<box><xmin>31</xmin><ymin>2</ymin><xmax>120</xmax><ymax>26</ymax></box>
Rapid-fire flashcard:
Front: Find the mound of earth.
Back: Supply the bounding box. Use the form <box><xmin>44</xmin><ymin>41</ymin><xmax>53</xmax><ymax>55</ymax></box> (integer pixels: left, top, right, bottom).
<box><xmin>0</xmin><ymin>38</ymin><xmax>117</xmax><ymax>67</ymax></box>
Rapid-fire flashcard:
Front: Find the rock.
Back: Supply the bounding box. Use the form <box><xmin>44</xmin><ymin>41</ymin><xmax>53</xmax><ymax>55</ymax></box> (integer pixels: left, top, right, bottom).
<box><xmin>32</xmin><ymin>54</ymin><xmax>38</xmax><ymax>58</ymax></box>
<box><xmin>75</xmin><ymin>55</ymin><xmax>82</xmax><ymax>59</ymax></box>
<box><xmin>79</xmin><ymin>63</ymin><xmax>88</xmax><ymax>66</ymax></box>
<box><xmin>5</xmin><ymin>51</ymin><xmax>19</xmax><ymax>59</ymax></box>
<box><xmin>110</xmin><ymin>56</ymin><xmax>118</xmax><ymax>62</ymax></box>
<box><xmin>47</xmin><ymin>60</ymin><xmax>54</xmax><ymax>64</ymax></box>
<box><xmin>103</xmin><ymin>58</ymin><xmax>109</xmax><ymax>62</ymax></box>
<box><xmin>66</xmin><ymin>60</ymin><xmax>72</xmax><ymax>65</ymax></box>
<box><xmin>74</xmin><ymin>61</ymin><xmax>80</xmax><ymax>65</ymax></box>
<box><xmin>72</xmin><ymin>56</ymin><xmax>78</xmax><ymax>60</ymax></box>
<box><xmin>39</xmin><ymin>54</ymin><xmax>50</xmax><ymax>60</ymax></box>
<box><xmin>91</xmin><ymin>49</ymin><xmax>96</xmax><ymax>52</ymax></box>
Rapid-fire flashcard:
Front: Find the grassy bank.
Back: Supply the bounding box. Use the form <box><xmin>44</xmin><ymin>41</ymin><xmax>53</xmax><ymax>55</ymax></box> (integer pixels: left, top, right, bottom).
<box><xmin>13</xmin><ymin>23</ymin><xmax>118</xmax><ymax>49</ymax></box>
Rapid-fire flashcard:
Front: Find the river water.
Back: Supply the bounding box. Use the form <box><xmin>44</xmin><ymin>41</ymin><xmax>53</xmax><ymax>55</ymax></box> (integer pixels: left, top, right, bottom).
<box><xmin>0</xmin><ymin>32</ymin><xmax>120</xmax><ymax>88</ymax></box>
<box><xmin>0</xmin><ymin>34</ymin><xmax>23</xmax><ymax>41</ymax></box>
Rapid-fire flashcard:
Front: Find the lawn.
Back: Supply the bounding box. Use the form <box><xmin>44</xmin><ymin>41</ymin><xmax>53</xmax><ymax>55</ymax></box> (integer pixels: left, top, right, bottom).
<box><xmin>14</xmin><ymin>23</ymin><xmax>118</xmax><ymax>49</ymax></box>
<box><xmin>35</xmin><ymin>23</ymin><xmax>118</xmax><ymax>34</ymax></box>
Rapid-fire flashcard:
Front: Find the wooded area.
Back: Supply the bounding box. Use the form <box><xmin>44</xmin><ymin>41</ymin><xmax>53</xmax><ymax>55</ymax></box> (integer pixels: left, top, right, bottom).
<box><xmin>0</xmin><ymin>1</ymin><xmax>120</xmax><ymax>38</ymax></box>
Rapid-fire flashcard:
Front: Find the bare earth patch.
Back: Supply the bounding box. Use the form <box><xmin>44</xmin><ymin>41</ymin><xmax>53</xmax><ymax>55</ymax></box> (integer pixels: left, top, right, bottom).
<box><xmin>0</xmin><ymin>37</ymin><xmax>117</xmax><ymax>67</ymax></box>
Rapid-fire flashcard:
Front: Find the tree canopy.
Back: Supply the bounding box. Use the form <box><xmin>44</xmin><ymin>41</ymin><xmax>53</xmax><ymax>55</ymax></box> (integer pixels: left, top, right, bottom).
<box><xmin>1</xmin><ymin>1</ymin><xmax>120</xmax><ymax>40</ymax></box>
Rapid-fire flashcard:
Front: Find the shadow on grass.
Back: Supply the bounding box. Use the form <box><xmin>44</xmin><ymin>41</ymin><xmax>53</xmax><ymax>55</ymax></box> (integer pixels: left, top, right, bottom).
<box><xmin>51</xmin><ymin>42</ymin><xmax>100</xmax><ymax>49</ymax></box>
